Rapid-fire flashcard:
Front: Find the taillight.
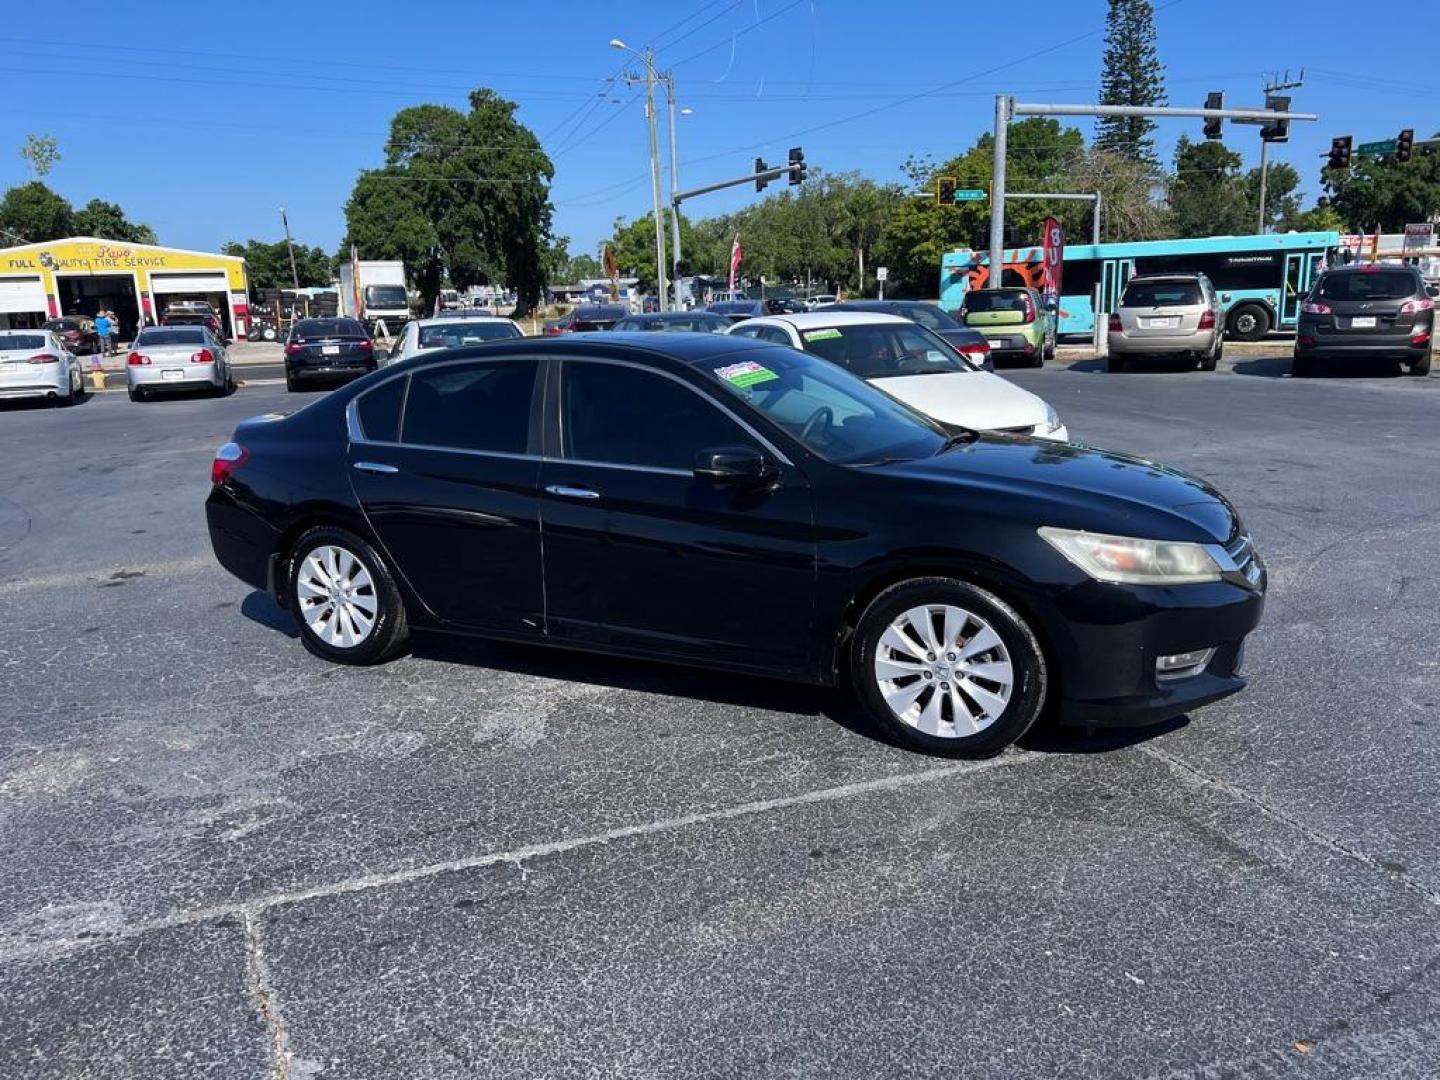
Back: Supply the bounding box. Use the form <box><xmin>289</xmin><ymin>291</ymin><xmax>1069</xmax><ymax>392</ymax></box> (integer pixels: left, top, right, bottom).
<box><xmin>1400</xmin><ymin>296</ymin><xmax>1435</xmax><ymax>315</ymax></box>
<box><xmin>128</xmin><ymin>352</ymin><xmax>151</xmax><ymax>366</ymax></box>
<box><xmin>211</xmin><ymin>441</ymin><xmax>249</xmax><ymax>485</ymax></box>
<box><xmin>27</xmin><ymin>352</ymin><xmax>61</xmax><ymax>365</ymax></box>
<box><xmin>1413</xmin><ymin>328</ymin><xmax>1432</xmax><ymax>346</ymax></box>
<box><xmin>1197</xmin><ymin>309</ymin><xmax>1215</xmax><ymax>330</ymax></box>
<box><xmin>191</xmin><ymin>348</ymin><xmax>215</xmax><ymax>364</ymax></box>
<box><xmin>1301</xmin><ymin>300</ymin><xmax>1332</xmax><ymax>315</ymax></box>
<box><xmin>1021</xmin><ymin>293</ymin><xmax>1036</xmax><ymax>322</ymax></box>
<box><xmin>286</xmin><ymin>341</ymin><xmax>303</xmax><ymax>355</ymax></box>
<box><xmin>1108</xmin><ymin>313</ymin><xmax>1122</xmax><ymax>333</ymax></box>
<box><xmin>356</xmin><ymin>339</ymin><xmax>373</xmax><ymax>352</ymax></box>
<box><xmin>1298</xmin><ymin>334</ymin><xmax>1316</xmax><ymax>347</ymax></box>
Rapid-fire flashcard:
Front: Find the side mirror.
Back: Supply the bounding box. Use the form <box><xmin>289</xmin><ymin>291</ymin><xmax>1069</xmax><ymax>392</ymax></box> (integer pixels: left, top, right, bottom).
<box><xmin>693</xmin><ymin>445</ymin><xmax>773</xmax><ymax>485</ymax></box>
<box><xmin>1427</xmin><ymin>285</ymin><xmax>1439</xmax><ymax>299</ymax></box>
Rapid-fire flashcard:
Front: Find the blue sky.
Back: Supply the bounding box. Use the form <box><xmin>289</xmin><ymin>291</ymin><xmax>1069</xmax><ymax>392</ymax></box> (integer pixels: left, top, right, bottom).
<box><xmin>3</xmin><ymin>0</ymin><xmax>1433</xmax><ymax>260</ymax></box>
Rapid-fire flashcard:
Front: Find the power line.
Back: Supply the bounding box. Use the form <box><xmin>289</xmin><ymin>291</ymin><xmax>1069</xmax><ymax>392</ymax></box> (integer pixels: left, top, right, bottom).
<box><xmin>665</xmin><ymin>0</ymin><xmax>809</xmax><ymax>69</ymax></box>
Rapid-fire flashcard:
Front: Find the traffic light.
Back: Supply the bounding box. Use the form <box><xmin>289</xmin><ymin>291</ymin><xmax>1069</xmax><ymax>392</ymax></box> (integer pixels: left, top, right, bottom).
<box><xmin>1260</xmin><ymin>94</ymin><xmax>1290</xmax><ymax>143</ymax></box>
<box><xmin>1328</xmin><ymin>136</ymin><xmax>1352</xmax><ymax>170</ymax></box>
<box><xmin>755</xmin><ymin>157</ymin><xmax>769</xmax><ymax>193</ymax></box>
<box><xmin>1396</xmin><ymin>128</ymin><xmax>1414</xmax><ymax>163</ymax></box>
<box><xmin>787</xmin><ymin>146</ymin><xmax>807</xmax><ymax>185</ymax></box>
<box><xmin>1203</xmin><ymin>92</ymin><xmax>1223</xmax><ymax>140</ymax></box>
<box><xmin>937</xmin><ymin>176</ymin><xmax>956</xmax><ymax>205</ymax></box>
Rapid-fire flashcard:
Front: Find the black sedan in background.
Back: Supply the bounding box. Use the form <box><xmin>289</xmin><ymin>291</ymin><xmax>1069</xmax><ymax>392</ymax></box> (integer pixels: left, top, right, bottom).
<box><xmin>1295</xmin><ymin>265</ymin><xmax>1434</xmax><ymax>376</ymax></box>
<box><xmin>207</xmin><ymin>335</ymin><xmax>1265</xmax><ymax>756</ymax></box>
<box><xmin>284</xmin><ymin>317</ymin><xmax>376</xmax><ymax>391</ymax></box>
<box><xmin>44</xmin><ymin>317</ymin><xmax>102</xmax><ymax>355</ymax></box>
<box><xmin>544</xmin><ymin>304</ymin><xmax>628</xmax><ymax>335</ymax></box>
<box><xmin>707</xmin><ymin>299</ymin><xmax>787</xmax><ymax>322</ymax></box>
<box><xmin>825</xmin><ymin>300</ymin><xmax>994</xmax><ymax>369</ymax></box>
<box><xmin>612</xmin><ymin>311</ymin><xmax>732</xmax><ymax>333</ymax></box>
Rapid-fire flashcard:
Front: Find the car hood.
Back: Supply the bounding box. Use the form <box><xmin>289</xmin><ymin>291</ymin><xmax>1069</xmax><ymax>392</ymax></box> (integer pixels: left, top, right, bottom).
<box><xmin>874</xmin><ymin>437</ymin><xmax>1237</xmax><ymax>543</ymax></box>
<box><xmin>869</xmin><ymin>371</ymin><xmax>1049</xmax><ymax>433</ymax></box>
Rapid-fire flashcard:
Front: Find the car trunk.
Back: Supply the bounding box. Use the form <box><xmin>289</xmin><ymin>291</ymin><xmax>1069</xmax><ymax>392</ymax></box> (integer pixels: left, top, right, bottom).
<box><xmin>0</xmin><ymin>340</ymin><xmax>58</xmax><ymax>390</ymax></box>
<box><xmin>571</xmin><ymin>318</ymin><xmax>618</xmax><ymax>332</ymax></box>
<box><xmin>136</xmin><ymin>343</ymin><xmax>210</xmax><ymax>370</ymax></box>
<box><xmin>1315</xmin><ymin>298</ymin><xmax>1413</xmax><ymax>337</ymax></box>
<box><xmin>1119</xmin><ymin>305</ymin><xmax>1205</xmax><ymax>336</ymax></box>
<box><xmin>292</xmin><ymin>333</ymin><xmax>372</xmax><ymax>364</ymax></box>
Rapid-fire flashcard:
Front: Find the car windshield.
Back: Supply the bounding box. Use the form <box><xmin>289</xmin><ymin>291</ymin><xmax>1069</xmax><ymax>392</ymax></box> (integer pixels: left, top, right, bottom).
<box><xmin>903</xmin><ymin>304</ymin><xmax>959</xmax><ymax>331</ymax></box>
<box><xmin>136</xmin><ymin>328</ymin><xmax>206</xmax><ymax>346</ymax></box>
<box><xmin>1123</xmin><ymin>281</ymin><xmax>1203</xmax><ymax>307</ymax></box>
<box><xmin>795</xmin><ymin>323</ymin><xmax>970</xmax><ymax>378</ymax></box>
<box><xmin>637</xmin><ymin>315</ymin><xmax>729</xmax><ymax>332</ymax></box>
<box><xmin>1315</xmin><ymin>271</ymin><xmax>1417</xmax><ymax>302</ymax></box>
<box><xmin>46</xmin><ymin>319</ymin><xmax>82</xmax><ymax>331</ymax></box>
<box><xmin>364</xmin><ymin>285</ymin><xmax>408</xmax><ymax>308</ymax></box>
<box><xmin>964</xmin><ymin>291</ymin><xmax>1028</xmax><ymax>312</ymax></box>
<box><xmin>417</xmin><ymin>322</ymin><xmax>520</xmax><ymax>348</ymax></box>
<box><xmin>700</xmin><ymin>346</ymin><xmax>945</xmax><ymax>465</ymax></box>
<box><xmin>0</xmin><ymin>334</ymin><xmax>46</xmax><ymax>351</ymax></box>
<box><xmin>295</xmin><ymin>319</ymin><xmax>366</xmax><ymax>339</ymax></box>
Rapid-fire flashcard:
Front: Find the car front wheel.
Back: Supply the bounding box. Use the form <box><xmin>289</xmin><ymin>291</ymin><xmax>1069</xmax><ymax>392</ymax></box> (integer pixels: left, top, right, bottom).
<box><xmin>849</xmin><ymin>577</ymin><xmax>1047</xmax><ymax>756</ymax></box>
<box><xmin>288</xmin><ymin>527</ymin><xmax>409</xmax><ymax>665</ymax></box>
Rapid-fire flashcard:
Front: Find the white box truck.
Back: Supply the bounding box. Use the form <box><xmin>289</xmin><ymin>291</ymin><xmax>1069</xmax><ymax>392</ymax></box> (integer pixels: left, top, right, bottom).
<box><xmin>338</xmin><ymin>260</ymin><xmax>411</xmax><ymax>336</ymax></box>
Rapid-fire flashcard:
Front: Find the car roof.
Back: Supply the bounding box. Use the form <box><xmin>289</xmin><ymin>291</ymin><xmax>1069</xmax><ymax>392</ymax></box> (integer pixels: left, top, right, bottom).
<box><xmin>752</xmin><ymin>311</ymin><xmax>911</xmax><ymax>329</ymax></box>
<box><xmin>623</xmin><ymin>311</ymin><xmax>726</xmax><ymax>321</ymax></box>
<box><xmin>1320</xmin><ymin>264</ymin><xmax>1420</xmax><ymax>275</ymax></box>
<box><xmin>414</xmin><ymin>314</ymin><xmax>513</xmax><ymax>326</ymax></box>
<box><xmin>1125</xmin><ymin>273</ymin><xmax>1205</xmax><ymax>282</ymax></box>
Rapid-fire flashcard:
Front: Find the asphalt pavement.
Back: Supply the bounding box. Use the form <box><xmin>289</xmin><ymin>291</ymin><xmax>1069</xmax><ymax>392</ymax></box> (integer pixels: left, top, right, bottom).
<box><xmin>2</xmin><ymin>348</ymin><xmax>1439</xmax><ymax>1079</ymax></box>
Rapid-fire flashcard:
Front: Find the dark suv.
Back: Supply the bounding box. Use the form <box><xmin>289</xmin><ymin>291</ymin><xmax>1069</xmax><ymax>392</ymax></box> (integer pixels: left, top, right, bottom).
<box><xmin>1295</xmin><ymin>266</ymin><xmax>1435</xmax><ymax>376</ymax></box>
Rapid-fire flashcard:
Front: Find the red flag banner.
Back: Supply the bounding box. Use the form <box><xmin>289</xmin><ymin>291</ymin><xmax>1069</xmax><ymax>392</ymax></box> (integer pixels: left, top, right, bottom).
<box><xmin>1041</xmin><ymin>217</ymin><xmax>1064</xmax><ymax>305</ymax></box>
<box><xmin>729</xmin><ymin>234</ymin><xmax>743</xmax><ymax>293</ymax></box>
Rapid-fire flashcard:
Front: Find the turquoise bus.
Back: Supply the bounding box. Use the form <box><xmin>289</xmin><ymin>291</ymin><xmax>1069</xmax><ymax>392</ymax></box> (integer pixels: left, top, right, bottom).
<box><xmin>940</xmin><ymin>231</ymin><xmax>1340</xmax><ymax>341</ymax></box>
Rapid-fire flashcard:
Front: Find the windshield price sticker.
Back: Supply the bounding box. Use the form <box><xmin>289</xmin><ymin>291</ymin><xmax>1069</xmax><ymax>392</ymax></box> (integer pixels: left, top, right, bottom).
<box><xmin>802</xmin><ymin>328</ymin><xmax>843</xmax><ymax>341</ymax></box>
<box><xmin>715</xmin><ymin>361</ymin><xmax>779</xmax><ymax>388</ymax></box>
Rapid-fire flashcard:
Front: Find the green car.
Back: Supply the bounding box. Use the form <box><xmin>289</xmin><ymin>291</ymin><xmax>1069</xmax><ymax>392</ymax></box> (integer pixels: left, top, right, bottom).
<box><xmin>957</xmin><ymin>287</ymin><xmax>1057</xmax><ymax>367</ymax></box>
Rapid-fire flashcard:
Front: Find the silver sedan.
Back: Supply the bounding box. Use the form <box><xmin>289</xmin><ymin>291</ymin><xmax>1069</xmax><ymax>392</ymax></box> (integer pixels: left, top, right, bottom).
<box><xmin>126</xmin><ymin>326</ymin><xmax>234</xmax><ymax>402</ymax></box>
<box><xmin>0</xmin><ymin>329</ymin><xmax>86</xmax><ymax>405</ymax></box>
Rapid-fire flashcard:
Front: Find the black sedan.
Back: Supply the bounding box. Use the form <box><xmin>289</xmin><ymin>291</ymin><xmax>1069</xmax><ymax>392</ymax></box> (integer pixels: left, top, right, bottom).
<box><xmin>707</xmin><ymin>299</ymin><xmax>787</xmax><ymax>322</ymax></box>
<box><xmin>207</xmin><ymin>334</ymin><xmax>1265</xmax><ymax>756</ymax></box>
<box><xmin>284</xmin><ymin>317</ymin><xmax>376</xmax><ymax>391</ymax></box>
<box><xmin>44</xmin><ymin>317</ymin><xmax>101</xmax><ymax>356</ymax></box>
<box><xmin>825</xmin><ymin>300</ymin><xmax>994</xmax><ymax>369</ymax></box>
<box><xmin>612</xmin><ymin>311</ymin><xmax>732</xmax><ymax>333</ymax></box>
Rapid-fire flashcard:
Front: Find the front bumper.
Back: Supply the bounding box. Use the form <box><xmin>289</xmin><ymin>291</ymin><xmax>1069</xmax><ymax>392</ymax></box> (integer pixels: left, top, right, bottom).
<box><xmin>1109</xmin><ymin>329</ymin><xmax>1217</xmax><ymax>355</ymax></box>
<box><xmin>1026</xmin><ymin>572</ymin><xmax>1266</xmax><ymax>729</ymax></box>
<box><xmin>129</xmin><ymin>363</ymin><xmax>221</xmax><ymax>390</ymax></box>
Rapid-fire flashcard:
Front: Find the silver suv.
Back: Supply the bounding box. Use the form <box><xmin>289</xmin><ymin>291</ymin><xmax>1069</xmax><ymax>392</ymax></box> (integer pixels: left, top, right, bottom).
<box><xmin>1107</xmin><ymin>273</ymin><xmax>1223</xmax><ymax>373</ymax></box>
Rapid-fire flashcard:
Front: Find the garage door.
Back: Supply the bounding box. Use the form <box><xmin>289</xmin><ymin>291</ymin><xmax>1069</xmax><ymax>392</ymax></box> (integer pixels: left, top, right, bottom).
<box><xmin>150</xmin><ymin>272</ymin><xmax>228</xmax><ymax>293</ymax></box>
<box><xmin>0</xmin><ymin>275</ymin><xmax>47</xmax><ymax>314</ymax></box>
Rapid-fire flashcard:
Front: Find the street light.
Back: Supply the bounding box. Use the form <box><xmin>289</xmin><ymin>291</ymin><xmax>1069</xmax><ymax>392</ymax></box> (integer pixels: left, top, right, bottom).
<box><xmin>609</xmin><ymin>37</ymin><xmax>668</xmax><ymax>311</ymax></box>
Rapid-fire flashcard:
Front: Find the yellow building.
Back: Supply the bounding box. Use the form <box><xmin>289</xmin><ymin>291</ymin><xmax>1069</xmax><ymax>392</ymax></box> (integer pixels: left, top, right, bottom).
<box><xmin>0</xmin><ymin>236</ymin><xmax>252</xmax><ymax>340</ymax></box>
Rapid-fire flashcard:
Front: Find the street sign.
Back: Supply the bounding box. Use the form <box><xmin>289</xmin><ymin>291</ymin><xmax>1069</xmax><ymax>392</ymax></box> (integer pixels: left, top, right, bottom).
<box><xmin>1404</xmin><ymin>223</ymin><xmax>1434</xmax><ymax>251</ymax></box>
<box><xmin>1358</xmin><ymin>138</ymin><xmax>1397</xmax><ymax>158</ymax></box>
<box><xmin>954</xmin><ymin>188</ymin><xmax>987</xmax><ymax>202</ymax></box>
<box><xmin>876</xmin><ymin>267</ymin><xmax>889</xmax><ymax>282</ymax></box>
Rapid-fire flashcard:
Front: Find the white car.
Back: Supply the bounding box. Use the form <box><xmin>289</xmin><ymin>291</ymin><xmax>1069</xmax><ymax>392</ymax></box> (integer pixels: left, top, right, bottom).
<box><xmin>807</xmin><ymin>294</ymin><xmax>838</xmax><ymax>310</ymax></box>
<box><xmin>726</xmin><ymin>311</ymin><xmax>1068</xmax><ymax>440</ymax></box>
<box><xmin>0</xmin><ymin>329</ymin><xmax>86</xmax><ymax>406</ymax></box>
<box><xmin>386</xmin><ymin>314</ymin><xmax>525</xmax><ymax>365</ymax></box>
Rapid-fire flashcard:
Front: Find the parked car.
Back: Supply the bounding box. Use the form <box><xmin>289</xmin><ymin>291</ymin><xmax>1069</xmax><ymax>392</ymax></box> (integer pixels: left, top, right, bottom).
<box><xmin>708</xmin><ymin>299</ymin><xmax>786</xmax><ymax>323</ymax></box>
<box><xmin>544</xmin><ymin>304</ymin><xmax>628</xmax><ymax>335</ymax></box>
<box><xmin>826</xmin><ymin>300</ymin><xmax>994</xmax><ymax>370</ymax></box>
<box><xmin>386</xmin><ymin>314</ymin><xmax>524</xmax><ymax>365</ymax></box>
<box><xmin>161</xmin><ymin>301</ymin><xmax>225</xmax><ymax>341</ymax></box>
<box><xmin>727</xmin><ymin>311</ymin><xmax>1065</xmax><ymax>439</ymax></box>
<box><xmin>44</xmin><ymin>317</ymin><xmax>101</xmax><ymax>356</ymax></box>
<box><xmin>0</xmin><ymin>330</ymin><xmax>86</xmax><ymax>405</ymax></box>
<box><xmin>284</xmin><ymin>317</ymin><xmax>376</xmax><ymax>391</ymax></box>
<box><xmin>612</xmin><ymin>311</ymin><xmax>733</xmax><ymax>333</ymax></box>
<box><xmin>957</xmin><ymin>287</ymin><xmax>1055</xmax><ymax>366</ymax></box>
<box><xmin>207</xmin><ymin>334</ymin><xmax>1264</xmax><ymax>755</ymax></box>
<box><xmin>126</xmin><ymin>326</ymin><xmax>233</xmax><ymax>402</ymax></box>
<box><xmin>806</xmin><ymin>294</ymin><xmax>838</xmax><ymax>309</ymax></box>
<box><xmin>1294</xmin><ymin>265</ymin><xmax>1434</xmax><ymax>377</ymax></box>
<box><xmin>1106</xmin><ymin>273</ymin><xmax>1223</xmax><ymax>373</ymax></box>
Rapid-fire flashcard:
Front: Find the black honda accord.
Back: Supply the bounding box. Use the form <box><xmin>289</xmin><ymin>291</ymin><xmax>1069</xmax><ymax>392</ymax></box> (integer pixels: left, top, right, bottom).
<box><xmin>206</xmin><ymin>334</ymin><xmax>1265</xmax><ymax>756</ymax></box>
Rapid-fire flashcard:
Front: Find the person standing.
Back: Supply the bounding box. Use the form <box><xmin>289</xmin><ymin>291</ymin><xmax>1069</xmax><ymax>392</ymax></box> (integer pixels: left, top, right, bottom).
<box><xmin>104</xmin><ymin>309</ymin><xmax>120</xmax><ymax>355</ymax></box>
<box><xmin>93</xmin><ymin>311</ymin><xmax>112</xmax><ymax>357</ymax></box>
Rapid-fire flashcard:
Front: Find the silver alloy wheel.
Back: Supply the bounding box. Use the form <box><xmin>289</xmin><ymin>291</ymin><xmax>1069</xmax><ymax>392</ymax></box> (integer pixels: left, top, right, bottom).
<box><xmin>1234</xmin><ymin>311</ymin><xmax>1257</xmax><ymax>334</ymax></box>
<box><xmin>872</xmin><ymin>604</ymin><xmax>1014</xmax><ymax>738</ymax></box>
<box><xmin>296</xmin><ymin>544</ymin><xmax>379</xmax><ymax>648</ymax></box>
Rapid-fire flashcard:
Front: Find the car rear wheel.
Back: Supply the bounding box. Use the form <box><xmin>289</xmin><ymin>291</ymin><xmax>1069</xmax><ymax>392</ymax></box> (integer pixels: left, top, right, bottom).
<box><xmin>285</xmin><ymin>373</ymin><xmax>301</xmax><ymax>392</ymax></box>
<box><xmin>1409</xmin><ymin>351</ymin><xmax>1432</xmax><ymax>376</ymax></box>
<box><xmin>289</xmin><ymin>527</ymin><xmax>409</xmax><ymax>665</ymax></box>
<box><xmin>849</xmin><ymin>578</ymin><xmax>1047</xmax><ymax>757</ymax></box>
<box><xmin>128</xmin><ymin>386</ymin><xmax>147</xmax><ymax>403</ymax></box>
<box><xmin>1292</xmin><ymin>354</ymin><xmax>1313</xmax><ymax>378</ymax></box>
<box><xmin>1227</xmin><ymin>304</ymin><xmax>1270</xmax><ymax>342</ymax></box>
<box><xmin>1107</xmin><ymin>354</ymin><xmax>1125</xmax><ymax>373</ymax></box>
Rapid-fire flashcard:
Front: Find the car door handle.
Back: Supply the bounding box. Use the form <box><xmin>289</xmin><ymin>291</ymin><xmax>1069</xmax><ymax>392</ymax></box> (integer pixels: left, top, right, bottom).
<box><xmin>353</xmin><ymin>461</ymin><xmax>399</xmax><ymax>475</ymax></box>
<box><xmin>545</xmin><ymin>484</ymin><xmax>600</xmax><ymax>500</ymax></box>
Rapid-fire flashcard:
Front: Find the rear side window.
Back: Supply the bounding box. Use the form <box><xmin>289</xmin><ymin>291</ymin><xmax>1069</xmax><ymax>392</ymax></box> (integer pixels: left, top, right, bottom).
<box><xmin>0</xmin><ymin>334</ymin><xmax>45</xmax><ymax>351</ymax></box>
<box><xmin>1315</xmin><ymin>271</ymin><xmax>1418</xmax><ymax>302</ymax></box>
<box><xmin>906</xmin><ymin>305</ymin><xmax>955</xmax><ymax>331</ymax></box>
<box><xmin>295</xmin><ymin>318</ymin><xmax>366</xmax><ymax>339</ymax></box>
<box><xmin>1122</xmin><ymin>281</ymin><xmax>1203</xmax><ymax>307</ymax></box>
<box><xmin>355</xmin><ymin>377</ymin><xmax>406</xmax><ymax>442</ymax></box>
<box><xmin>137</xmin><ymin>329</ymin><xmax>206</xmax><ymax>346</ymax></box>
<box><xmin>401</xmin><ymin>359</ymin><xmax>537</xmax><ymax>454</ymax></box>
<box><xmin>417</xmin><ymin>322</ymin><xmax>520</xmax><ymax>349</ymax></box>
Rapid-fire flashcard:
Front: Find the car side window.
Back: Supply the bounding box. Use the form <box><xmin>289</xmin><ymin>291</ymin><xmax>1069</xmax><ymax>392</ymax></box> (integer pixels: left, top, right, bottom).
<box><xmin>729</xmin><ymin>324</ymin><xmax>764</xmax><ymax>339</ymax></box>
<box><xmin>356</xmin><ymin>377</ymin><xmax>407</xmax><ymax>442</ymax></box>
<box><xmin>561</xmin><ymin>361</ymin><xmax>755</xmax><ymax>471</ymax></box>
<box><xmin>401</xmin><ymin>359</ymin><xmax>538</xmax><ymax>454</ymax></box>
<box><xmin>758</xmin><ymin>326</ymin><xmax>793</xmax><ymax>346</ymax></box>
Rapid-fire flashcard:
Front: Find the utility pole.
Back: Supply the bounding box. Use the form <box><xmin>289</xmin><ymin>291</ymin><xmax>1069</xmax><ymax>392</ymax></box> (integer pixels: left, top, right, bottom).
<box><xmin>614</xmin><ymin>40</ymin><xmax>668</xmax><ymax>312</ymax></box>
<box><xmin>987</xmin><ymin>95</ymin><xmax>1011</xmax><ymax>288</ymax></box>
<box><xmin>1256</xmin><ymin>72</ymin><xmax>1304</xmax><ymax>234</ymax></box>
<box><xmin>279</xmin><ymin>206</ymin><xmax>301</xmax><ymax>291</ymax></box>
<box><xmin>664</xmin><ymin>74</ymin><xmax>684</xmax><ymax>310</ymax></box>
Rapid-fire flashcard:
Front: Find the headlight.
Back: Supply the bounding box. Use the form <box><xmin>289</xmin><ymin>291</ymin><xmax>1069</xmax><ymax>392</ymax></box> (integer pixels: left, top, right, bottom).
<box><xmin>1038</xmin><ymin>527</ymin><xmax>1222</xmax><ymax>585</ymax></box>
<box><xmin>1041</xmin><ymin>404</ymin><xmax>1062</xmax><ymax>434</ymax></box>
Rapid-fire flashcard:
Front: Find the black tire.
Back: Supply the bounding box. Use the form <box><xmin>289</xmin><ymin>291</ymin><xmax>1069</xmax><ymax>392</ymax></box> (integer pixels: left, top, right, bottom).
<box><xmin>287</xmin><ymin>526</ymin><xmax>409</xmax><ymax>665</ymax></box>
<box><xmin>285</xmin><ymin>373</ymin><xmax>300</xmax><ymax>392</ymax></box>
<box><xmin>1409</xmin><ymin>351</ymin><xmax>1432</xmax><ymax>376</ymax></box>
<box><xmin>1107</xmin><ymin>354</ymin><xmax>1125</xmax><ymax>373</ymax></box>
<box><xmin>1292</xmin><ymin>354</ymin><xmax>1313</xmax><ymax>378</ymax></box>
<box><xmin>128</xmin><ymin>386</ymin><xmax>146</xmax><ymax>403</ymax></box>
<box><xmin>849</xmin><ymin>577</ymin><xmax>1047</xmax><ymax>757</ymax></box>
<box><xmin>1227</xmin><ymin>304</ymin><xmax>1271</xmax><ymax>342</ymax></box>
<box><xmin>1200</xmin><ymin>343</ymin><xmax>1220</xmax><ymax>372</ymax></box>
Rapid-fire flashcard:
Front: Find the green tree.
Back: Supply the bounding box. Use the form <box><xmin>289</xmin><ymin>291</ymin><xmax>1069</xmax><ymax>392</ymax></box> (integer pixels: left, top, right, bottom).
<box><xmin>73</xmin><ymin>199</ymin><xmax>157</xmax><ymax>244</ymax></box>
<box><xmin>607</xmin><ymin>212</ymin><xmax>702</xmax><ymax>293</ymax></box>
<box><xmin>19</xmin><ymin>134</ymin><xmax>60</xmax><ymax>178</ymax></box>
<box><xmin>1094</xmin><ymin>0</ymin><xmax>1167</xmax><ymax>167</ymax></box>
<box><xmin>1323</xmin><ymin>144</ymin><xmax>1440</xmax><ymax>232</ymax></box>
<box><xmin>1241</xmin><ymin>161</ymin><xmax>1302</xmax><ymax>233</ymax></box>
<box><xmin>342</xmin><ymin>88</ymin><xmax>555</xmax><ymax>314</ymax></box>
<box><xmin>1169</xmin><ymin>135</ymin><xmax>1248</xmax><ymax>237</ymax></box>
<box><xmin>222</xmin><ymin>238</ymin><xmax>335</xmax><ymax>290</ymax></box>
<box><xmin>0</xmin><ymin>181</ymin><xmax>74</xmax><ymax>242</ymax></box>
